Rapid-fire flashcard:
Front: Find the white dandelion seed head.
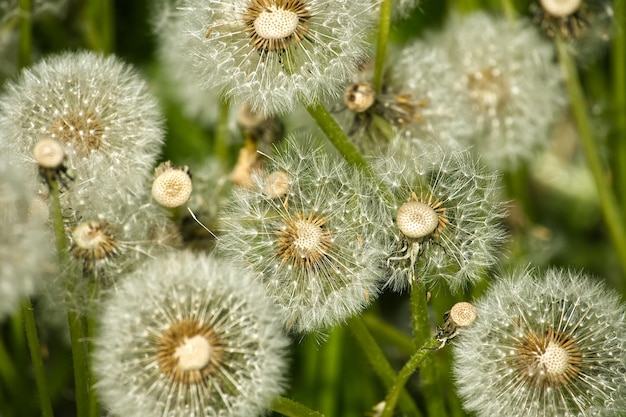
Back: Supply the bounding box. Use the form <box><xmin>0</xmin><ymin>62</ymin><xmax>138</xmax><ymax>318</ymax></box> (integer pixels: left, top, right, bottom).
<box><xmin>421</xmin><ymin>12</ymin><xmax>566</xmax><ymax>170</ymax></box>
<box><xmin>93</xmin><ymin>251</ymin><xmax>289</xmax><ymax>417</ymax></box>
<box><xmin>218</xmin><ymin>134</ymin><xmax>386</xmax><ymax>333</ymax></box>
<box><xmin>540</xmin><ymin>0</ymin><xmax>582</xmax><ymax>17</ymax></box>
<box><xmin>453</xmin><ymin>267</ymin><xmax>626</xmax><ymax>417</ymax></box>
<box><xmin>449</xmin><ymin>302</ymin><xmax>477</xmax><ymax>327</ymax></box>
<box><xmin>160</xmin><ymin>0</ymin><xmax>378</xmax><ymax>115</ymax></box>
<box><xmin>0</xmin><ymin>51</ymin><xmax>165</xmax><ymax>205</ymax></box>
<box><xmin>0</xmin><ymin>156</ymin><xmax>55</xmax><ymax>318</ymax></box>
<box><xmin>375</xmin><ymin>138</ymin><xmax>507</xmax><ymax>293</ymax></box>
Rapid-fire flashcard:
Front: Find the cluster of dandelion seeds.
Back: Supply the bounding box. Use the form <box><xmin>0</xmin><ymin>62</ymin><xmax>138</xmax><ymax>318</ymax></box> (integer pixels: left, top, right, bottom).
<box><xmin>161</xmin><ymin>0</ymin><xmax>378</xmax><ymax>115</ymax></box>
<box><xmin>453</xmin><ymin>267</ymin><xmax>626</xmax><ymax>417</ymax></box>
<box><xmin>0</xmin><ymin>51</ymin><xmax>165</xmax><ymax>206</ymax></box>
<box><xmin>374</xmin><ymin>140</ymin><xmax>507</xmax><ymax>293</ymax></box>
<box><xmin>218</xmin><ymin>134</ymin><xmax>387</xmax><ymax>333</ymax></box>
<box><xmin>94</xmin><ymin>251</ymin><xmax>289</xmax><ymax>417</ymax></box>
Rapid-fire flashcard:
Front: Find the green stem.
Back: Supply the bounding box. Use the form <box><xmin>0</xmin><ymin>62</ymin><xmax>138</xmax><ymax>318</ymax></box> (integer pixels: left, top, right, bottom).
<box><xmin>318</xmin><ymin>327</ymin><xmax>343</xmax><ymax>416</ymax></box>
<box><xmin>22</xmin><ymin>299</ymin><xmax>54</xmax><ymax>417</ymax></box>
<box><xmin>86</xmin><ymin>0</ymin><xmax>115</xmax><ymax>53</ymax></box>
<box><xmin>48</xmin><ymin>178</ymin><xmax>90</xmax><ymax>417</ymax></box>
<box><xmin>380</xmin><ymin>339</ymin><xmax>440</xmax><ymax>417</ymax></box>
<box><xmin>410</xmin><ymin>282</ymin><xmax>445</xmax><ymax>416</ymax></box>
<box><xmin>362</xmin><ymin>314</ymin><xmax>414</xmax><ymax>356</ymax></box>
<box><xmin>87</xmin><ymin>280</ymin><xmax>100</xmax><ymax>417</ymax></box>
<box><xmin>18</xmin><ymin>0</ymin><xmax>32</xmax><ymax>68</ymax></box>
<box><xmin>0</xmin><ymin>335</ymin><xmax>25</xmax><ymax>406</ymax></box>
<box><xmin>347</xmin><ymin>316</ymin><xmax>422</xmax><ymax>417</ymax></box>
<box><xmin>271</xmin><ymin>396</ymin><xmax>326</xmax><ymax>417</ymax></box>
<box><xmin>304</xmin><ymin>100</ymin><xmax>371</xmax><ymax>170</ymax></box>
<box><xmin>556</xmin><ymin>36</ymin><xmax>626</xmax><ymax>281</ymax></box>
<box><xmin>613</xmin><ymin>0</ymin><xmax>626</xmax><ymax>213</ymax></box>
<box><xmin>373</xmin><ymin>0</ymin><xmax>393</xmax><ymax>94</ymax></box>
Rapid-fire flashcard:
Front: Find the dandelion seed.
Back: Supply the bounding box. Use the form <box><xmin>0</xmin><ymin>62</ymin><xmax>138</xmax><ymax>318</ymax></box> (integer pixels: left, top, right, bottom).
<box><xmin>93</xmin><ymin>251</ymin><xmax>289</xmax><ymax>417</ymax></box>
<box><xmin>453</xmin><ymin>267</ymin><xmax>626</xmax><ymax>417</ymax></box>
<box><xmin>219</xmin><ymin>134</ymin><xmax>386</xmax><ymax>332</ymax></box>
<box><xmin>158</xmin><ymin>0</ymin><xmax>378</xmax><ymax>115</ymax></box>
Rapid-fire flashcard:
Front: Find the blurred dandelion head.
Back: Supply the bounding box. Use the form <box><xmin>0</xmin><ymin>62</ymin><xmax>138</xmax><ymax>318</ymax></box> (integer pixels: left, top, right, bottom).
<box><xmin>453</xmin><ymin>268</ymin><xmax>626</xmax><ymax>417</ymax></box>
<box><xmin>94</xmin><ymin>251</ymin><xmax>289</xmax><ymax>417</ymax></box>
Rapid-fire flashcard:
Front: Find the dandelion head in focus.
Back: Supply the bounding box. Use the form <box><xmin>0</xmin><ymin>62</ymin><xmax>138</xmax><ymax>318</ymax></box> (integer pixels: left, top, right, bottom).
<box><xmin>453</xmin><ymin>267</ymin><xmax>626</xmax><ymax>417</ymax></box>
<box><xmin>0</xmin><ymin>51</ymin><xmax>164</xmax><ymax>203</ymax></box>
<box><xmin>376</xmin><ymin>140</ymin><xmax>507</xmax><ymax>293</ymax></box>
<box><xmin>428</xmin><ymin>12</ymin><xmax>566</xmax><ymax>170</ymax></box>
<box><xmin>218</xmin><ymin>135</ymin><xmax>386</xmax><ymax>332</ymax></box>
<box><xmin>161</xmin><ymin>0</ymin><xmax>378</xmax><ymax>115</ymax></box>
<box><xmin>93</xmin><ymin>251</ymin><xmax>289</xmax><ymax>417</ymax></box>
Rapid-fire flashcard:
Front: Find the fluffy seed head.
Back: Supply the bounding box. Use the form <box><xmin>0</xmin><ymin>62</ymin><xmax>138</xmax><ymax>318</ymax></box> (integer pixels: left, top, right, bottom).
<box><xmin>449</xmin><ymin>302</ymin><xmax>476</xmax><ymax>327</ymax></box>
<box><xmin>158</xmin><ymin>0</ymin><xmax>378</xmax><ymax>115</ymax></box>
<box><xmin>344</xmin><ymin>82</ymin><xmax>376</xmax><ymax>113</ymax></box>
<box><xmin>71</xmin><ymin>221</ymin><xmax>118</xmax><ymax>264</ymax></box>
<box><xmin>376</xmin><ymin>140</ymin><xmax>506</xmax><ymax>292</ymax></box>
<box><xmin>33</xmin><ymin>139</ymin><xmax>65</xmax><ymax>169</ymax></box>
<box><xmin>219</xmin><ymin>134</ymin><xmax>386</xmax><ymax>332</ymax></box>
<box><xmin>93</xmin><ymin>252</ymin><xmax>289</xmax><ymax>417</ymax></box>
<box><xmin>152</xmin><ymin>162</ymin><xmax>193</xmax><ymax>208</ymax></box>
<box><xmin>540</xmin><ymin>0</ymin><xmax>582</xmax><ymax>17</ymax></box>
<box><xmin>453</xmin><ymin>267</ymin><xmax>626</xmax><ymax>417</ymax></box>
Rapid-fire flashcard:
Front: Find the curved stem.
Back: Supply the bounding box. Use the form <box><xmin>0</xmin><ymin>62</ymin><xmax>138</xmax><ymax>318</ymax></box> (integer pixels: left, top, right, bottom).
<box><xmin>556</xmin><ymin>36</ymin><xmax>626</xmax><ymax>282</ymax></box>
<box><xmin>271</xmin><ymin>396</ymin><xmax>326</xmax><ymax>417</ymax></box>
<box><xmin>304</xmin><ymin>100</ymin><xmax>372</xmax><ymax>170</ymax></box>
<box><xmin>22</xmin><ymin>298</ymin><xmax>54</xmax><ymax>417</ymax></box>
<box><xmin>347</xmin><ymin>316</ymin><xmax>422</xmax><ymax>417</ymax></box>
<box><xmin>380</xmin><ymin>339</ymin><xmax>440</xmax><ymax>417</ymax></box>
<box><xmin>499</xmin><ymin>0</ymin><xmax>516</xmax><ymax>21</ymax></box>
<box><xmin>613</xmin><ymin>0</ymin><xmax>626</xmax><ymax>213</ymax></box>
<box><xmin>373</xmin><ymin>0</ymin><xmax>392</xmax><ymax>94</ymax></box>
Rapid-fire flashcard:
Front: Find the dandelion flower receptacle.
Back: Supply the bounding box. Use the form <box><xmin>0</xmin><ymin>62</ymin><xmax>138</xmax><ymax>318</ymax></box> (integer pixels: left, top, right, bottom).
<box><xmin>167</xmin><ymin>0</ymin><xmax>378</xmax><ymax>115</ymax></box>
<box><xmin>218</xmin><ymin>135</ymin><xmax>386</xmax><ymax>333</ymax></box>
<box><xmin>94</xmin><ymin>251</ymin><xmax>289</xmax><ymax>417</ymax></box>
<box><xmin>453</xmin><ymin>268</ymin><xmax>626</xmax><ymax>417</ymax></box>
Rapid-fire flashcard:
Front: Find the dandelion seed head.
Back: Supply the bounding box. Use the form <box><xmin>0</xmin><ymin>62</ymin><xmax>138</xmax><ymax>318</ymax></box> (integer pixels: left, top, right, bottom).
<box><xmin>344</xmin><ymin>82</ymin><xmax>376</xmax><ymax>113</ymax></box>
<box><xmin>450</xmin><ymin>302</ymin><xmax>477</xmax><ymax>327</ymax></box>
<box><xmin>94</xmin><ymin>252</ymin><xmax>289</xmax><ymax>417</ymax></box>
<box><xmin>540</xmin><ymin>0</ymin><xmax>582</xmax><ymax>17</ymax></box>
<box><xmin>453</xmin><ymin>267</ymin><xmax>626</xmax><ymax>417</ymax></box>
<box><xmin>33</xmin><ymin>138</ymin><xmax>65</xmax><ymax>169</ymax></box>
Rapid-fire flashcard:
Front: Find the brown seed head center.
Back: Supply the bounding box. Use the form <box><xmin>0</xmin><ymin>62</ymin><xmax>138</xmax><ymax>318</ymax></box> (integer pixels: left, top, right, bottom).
<box><xmin>71</xmin><ymin>221</ymin><xmax>117</xmax><ymax>262</ymax></box>
<box><xmin>276</xmin><ymin>211</ymin><xmax>332</xmax><ymax>268</ymax></box>
<box><xmin>514</xmin><ymin>328</ymin><xmax>582</xmax><ymax>388</ymax></box>
<box><xmin>157</xmin><ymin>319</ymin><xmax>224</xmax><ymax>385</ymax></box>
<box><xmin>244</xmin><ymin>0</ymin><xmax>311</xmax><ymax>52</ymax></box>
<box><xmin>466</xmin><ymin>66</ymin><xmax>510</xmax><ymax>112</ymax></box>
<box><xmin>49</xmin><ymin>112</ymin><xmax>104</xmax><ymax>157</ymax></box>
<box><xmin>396</xmin><ymin>192</ymin><xmax>449</xmax><ymax>240</ymax></box>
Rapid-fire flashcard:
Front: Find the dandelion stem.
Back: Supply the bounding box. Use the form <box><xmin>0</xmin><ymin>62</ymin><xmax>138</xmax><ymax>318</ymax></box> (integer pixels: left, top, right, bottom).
<box><xmin>380</xmin><ymin>338</ymin><xmax>440</xmax><ymax>417</ymax></box>
<box><xmin>48</xmin><ymin>178</ymin><xmax>90</xmax><ymax>417</ymax></box>
<box><xmin>86</xmin><ymin>0</ymin><xmax>115</xmax><ymax>53</ymax></box>
<box><xmin>87</xmin><ymin>280</ymin><xmax>100</xmax><ymax>417</ymax></box>
<box><xmin>613</xmin><ymin>0</ymin><xmax>626</xmax><ymax>213</ymax></box>
<box><xmin>318</xmin><ymin>327</ymin><xmax>343</xmax><ymax>415</ymax></box>
<box><xmin>410</xmin><ymin>282</ymin><xmax>445</xmax><ymax>416</ymax></box>
<box><xmin>304</xmin><ymin>100</ymin><xmax>371</xmax><ymax>170</ymax></box>
<box><xmin>0</xmin><ymin>329</ymin><xmax>27</xmax><ymax>407</ymax></box>
<box><xmin>270</xmin><ymin>396</ymin><xmax>326</xmax><ymax>417</ymax></box>
<box><xmin>556</xmin><ymin>36</ymin><xmax>626</xmax><ymax>281</ymax></box>
<box><xmin>18</xmin><ymin>0</ymin><xmax>32</xmax><ymax>68</ymax></box>
<box><xmin>347</xmin><ymin>316</ymin><xmax>422</xmax><ymax>417</ymax></box>
<box><xmin>373</xmin><ymin>0</ymin><xmax>393</xmax><ymax>94</ymax></box>
<box><xmin>22</xmin><ymin>298</ymin><xmax>54</xmax><ymax>417</ymax></box>
<box><xmin>362</xmin><ymin>314</ymin><xmax>414</xmax><ymax>356</ymax></box>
